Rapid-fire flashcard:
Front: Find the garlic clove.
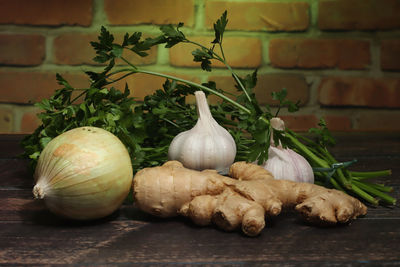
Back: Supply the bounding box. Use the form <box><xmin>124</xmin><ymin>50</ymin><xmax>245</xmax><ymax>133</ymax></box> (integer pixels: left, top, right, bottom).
<box><xmin>168</xmin><ymin>91</ymin><xmax>236</xmax><ymax>174</ymax></box>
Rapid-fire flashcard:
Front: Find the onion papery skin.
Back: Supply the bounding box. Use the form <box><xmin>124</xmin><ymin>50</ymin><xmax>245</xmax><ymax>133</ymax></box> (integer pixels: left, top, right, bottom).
<box><xmin>33</xmin><ymin>127</ymin><xmax>133</xmax><ymax>220</ymax></box>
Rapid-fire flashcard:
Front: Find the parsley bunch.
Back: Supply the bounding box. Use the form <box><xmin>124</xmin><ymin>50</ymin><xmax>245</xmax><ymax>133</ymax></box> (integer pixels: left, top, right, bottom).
<box><xmin>21</xmin><ymin>12</ymin><xmax>395</xmax><ymax>206</ymax></box>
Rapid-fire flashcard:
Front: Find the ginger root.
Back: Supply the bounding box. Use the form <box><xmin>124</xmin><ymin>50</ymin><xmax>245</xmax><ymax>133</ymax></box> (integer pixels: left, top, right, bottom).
<box><xmin>133</xmin><ymin>161</ymin><xmax>367</xmax><ymax>236</ymax></box>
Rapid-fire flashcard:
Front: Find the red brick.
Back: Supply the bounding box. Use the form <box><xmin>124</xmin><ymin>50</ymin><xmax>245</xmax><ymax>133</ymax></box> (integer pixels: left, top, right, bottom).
<box><xmin>318</xmin><ymin>77</ymin><xmax>400</xmax><ymax>108</ymax></box>
<box><xmin>281</xmin><ymin>114</ymin><xmax>352</xmax><ymax>132</ymax></box>
<box><xmin>0</xmin><ymin>0</ymin><xmax>92</xmax><ymax>26</ymax></box>
<box><xmin>318</xmin><ymin>0</ymin><xmax>400</xmax><ymax>30</ymax></box>
<box><xmin>205</xmin><ymin>1</ymin><xmax>309</xmax><ymax>31</ymax></box>
<box><xmin>0</xmin><ymin>34</ymin><xmax>45</xmax><ymax>66</ymax></box>
<box><xmin>0</xmin><ymin>107</ymin><xmax>13</xmax><ymax>133</ymax></box>
<box><xmin>338</xmin><ymin>40</ymin><xmax>371</xmax><ymax>69</ymax></box>
<box><xmin>53</xmin><ymin>33</ymin><xmax>157</xmax><ymax>66</ymax></box>
<box><xmin>381</xmin><ymin>40</ymin><xmax>400</xmax><ymax>71</ymax></box>
<box><xmin>0</xmin><ymin>71</ymin><xmax>89</xmax><ymax>104</ymax></box>
<box><xmin>269</xmin><ymin>38</ymin><xmax>370</xmax><ymax>69</ymax></box>
<box><xmin>324</xmin><ymin>115</ymin><xmax>352</xmax><ymax>132</ymax></box>
<box><xmin>104</xmin><ymin>0</ymin><xmax>194</xmax><ymax>26</ymax></box>
<box><xmin>279</xmin><ymin>115</ymin><xmax>319</xmax><ymax>132</ymax></box>
<box><xmin>20</xmin><ymin>109</ymin><xmax>41</xmax><ymax>133</ymax></box>
<box><xmin>170</xmin><ymin>36</ymin><xmax>262</xmax><ymax>69</ymax></box>
<box><xmin>356</xmin><ymin>112</ymin><xmax>400</xmax><ymax>131</ymax></box>
<box><xmin>256</xmin><ymin>74</ymin><xmax>309</xmax><ymax>106</ymax></box>
<box><xmin>207</xmin><ymin>74</ymin><xmax>309</xmax><ymax>106</ymax></box>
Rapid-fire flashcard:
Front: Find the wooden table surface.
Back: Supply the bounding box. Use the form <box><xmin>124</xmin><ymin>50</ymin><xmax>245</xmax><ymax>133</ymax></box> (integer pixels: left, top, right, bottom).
<box><xmin>1</xmin><ymin>133</ymin><xmax>399</xmax><ymax>266</ymax></box>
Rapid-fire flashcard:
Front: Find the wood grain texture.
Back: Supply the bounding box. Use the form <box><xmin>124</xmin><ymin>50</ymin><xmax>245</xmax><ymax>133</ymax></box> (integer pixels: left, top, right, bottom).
<box><xmin>0</xmin><ymin>133</ymin><xmax>399</xmax><ymax>265</ymax></box>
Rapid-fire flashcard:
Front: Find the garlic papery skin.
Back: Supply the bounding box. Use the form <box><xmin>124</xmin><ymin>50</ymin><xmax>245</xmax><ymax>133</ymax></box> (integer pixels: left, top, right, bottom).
<box><xmin>270</xmin><ymin>117</ymin><xmax>285</xmax><ymax>132</ymax></box>
<box><xmin>260</xmin><ymin>117</ymin><xmax>314</xmax><ymax>183</ymax></box>
<box><xmin>33</xmin><ymin>127</ymin><xmax>133</xmax><ymax>220</ymax></box>
<box><xmin>262</xmin><ymin>146</ymin><xmax>314</xmax><ymax>183</ymax></box>
<box><xmin>168</xmin><ymin>91</ymin><xmax>236</xmax><ymax>174</ymax></box>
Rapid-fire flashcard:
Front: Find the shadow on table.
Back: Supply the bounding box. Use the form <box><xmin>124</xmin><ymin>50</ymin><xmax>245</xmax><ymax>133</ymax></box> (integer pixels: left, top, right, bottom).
<box><xmin>19</xmin><ymin>195</ymin><xmax>359</xmax><ymax>238</ymax></box>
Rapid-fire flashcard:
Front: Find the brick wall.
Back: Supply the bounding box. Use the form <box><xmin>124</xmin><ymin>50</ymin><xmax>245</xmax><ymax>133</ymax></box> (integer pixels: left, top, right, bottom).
<box><xmin>0</xmin><ymin>0</ymin><xmax>399</xmax><ymax>133</ymax></box>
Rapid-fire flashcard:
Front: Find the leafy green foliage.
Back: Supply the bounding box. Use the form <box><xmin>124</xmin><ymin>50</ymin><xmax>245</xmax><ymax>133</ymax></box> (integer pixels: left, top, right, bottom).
<box><xmin>192</xmin><ymin>48</ymin><xmax>213</xmax><ymax>72</ymax></box>
<box><xmin>271</xmin><ymin>88</ymin><xmax>300</xmax><ymax>116</ymax></box>
<box><xmin>21</xmin><ymin>76</ymin><xmax>199</xmax><ymax>173</ymax></box>
<box><xmin>309</xmin><ymin>118</ymin><xmax>336</xmax><ymax>148</ymax></box>
<box><xmin>159</xmin><ymin>23</ymin><xmax>186</xmax><ymax>48</ymax></box>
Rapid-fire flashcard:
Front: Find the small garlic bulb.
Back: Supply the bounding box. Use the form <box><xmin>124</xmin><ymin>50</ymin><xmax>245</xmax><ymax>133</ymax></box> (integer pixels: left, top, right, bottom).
<box><xmin>168</xmin><ymin>91</ymin><xmax>236</xmax><ymax>174</ymax></box>
<box><xmin>261</xmin><ymin>117</ymin><xmax>314</xmax><ymax>183</ymax></box>
<box><xmin>33</xmin><ymin>127</ymin><xmax>133</xmax><ymax>220</ymax></box>
<box><xmin>263</xmin><ymin>146</ymin><xmax>314</xmax><ymax>183</ymax></box>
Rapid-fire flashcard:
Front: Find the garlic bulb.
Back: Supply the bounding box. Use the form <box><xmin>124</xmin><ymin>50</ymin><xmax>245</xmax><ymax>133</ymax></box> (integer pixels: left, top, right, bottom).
<box><xmin>263</xmin><ymin>146</ymin><xmax>314</xmax><ymax>183</ymax></box>
<box><xmin>33</xmin><ymin>127</ymin><xmax>133</xmax><ymax>220</ymax></box>
<box><xmin>168</xmin><ymin>91</ymin><xmax>236</xmax><ymax>174</ymax></box>
<box><xmin>261</xmin><ymin>117</ymin><xmax>314</xmax><ymax>183</ymax></box>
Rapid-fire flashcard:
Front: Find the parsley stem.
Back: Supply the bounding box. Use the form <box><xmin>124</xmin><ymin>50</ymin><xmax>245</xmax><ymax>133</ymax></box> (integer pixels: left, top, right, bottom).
<box><xmin>350</xmin><ymin>170</ymin><xmax>392</xmax><ymax>179</ymax></box>
<box><xmin>351</xmin><ymin>183</ymin><xmax>379</xmax><ymax>205</ymax></box>
<box><xmin>329</xmin><ymin>177</ymin><xmax>346</xmax><ymax>192</ymax></box>
<box><xmin>162</xmin><ymin>118</ymin><xmax>181</xmax><ymax>128</ymax></box>
<box><xmin>218</xmin><ymin>43</ymin><xmax>226</xmax><ymax>61</ymax></box>
<box><xmin>120</xmin><ymin>55</ymin><xmax>252</xmax><ymax>114</ymax></box>
<box><xmin>352</xmin><ymin>180</ymin><xmax>393</xmax><ymax>193</ymax></box>
<box><xmin>185</xmin><ymin>40</ymin><xmax>253</xmax><ymax>105</ymax></box>
<box><xmin>353</xmin><ymin>180</ymin><xmax>396</xmax><ymax>205</ymax></box>
<box><xmin>106</xmin><ymin>72</ymin><xmax>135</xmax><ymax>85</ymax></box>
<box><xmin>71</xmin><ymin>90</ymin><xmax>87</xmax><ymax>104</ymax></box>
<box><xmin>285</xmin><ymin>132</ymin><xmax>330</xmax><ymax>168</ymax></box>
<box><xmin>126</xmin><ymin>67</ymin><xmax>252</xmax><ymax>114</ymax></box>
<box><xmin>107</xmin><ymin>68</ymin><xmax>135</xmax><ymax>77</ymax></box>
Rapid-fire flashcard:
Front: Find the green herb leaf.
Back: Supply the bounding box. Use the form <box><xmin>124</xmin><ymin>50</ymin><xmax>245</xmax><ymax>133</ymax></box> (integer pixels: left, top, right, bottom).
<box><xmin>309</xmin><ymin>118</ymin><xmax>336</xmax><ymax>147</ymax></box>
<box><xmin>159</xmin><ymin>23</ymin><xmax>186</xmax><ymax>48</ymax></box>
<box><xmin>212</xmin><ymin>10</ymin><xmax>228</xmax><ymax>44</ymax></box>
<box><xmin>192</xmin><ymin>48</ymin><xmax>213</xmax><ymax>72</ymax></box>
<box><xmin>272</xmin><ymin>88</ymin><xmax>300</xmax><ymax>116</ymax></box>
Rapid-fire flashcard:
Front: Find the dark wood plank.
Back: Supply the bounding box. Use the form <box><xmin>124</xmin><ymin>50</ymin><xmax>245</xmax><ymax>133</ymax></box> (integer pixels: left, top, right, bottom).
<box><xmin>0</xmin><ymin>134</ymin><xmax>26</xmax><ymax>159</ymax></box>
<box><xmin>0</xmin><ymin>220</ymin><xmax>147</xmax><ymax>265</ymax></box>
<box><xmin>75</xmin><ymin>217</ymin><xmax>400</xmax><ymax>265</ymax></box>
<box><xmin>0</xmin><ymin>159</ymin><xmax>33</xmax><ymax>188</ymax></box>
<box><xmin>1</xmin><ymin>214</ymin><xmax>399</xmax><ymax>265</ymax></box>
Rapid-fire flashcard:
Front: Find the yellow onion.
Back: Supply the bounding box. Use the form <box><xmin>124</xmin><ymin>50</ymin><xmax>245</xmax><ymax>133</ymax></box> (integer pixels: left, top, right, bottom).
<box><xmin>33</xmin><ymin>127</ymin><xmax>133</xmax><ymax>220</ymax></box>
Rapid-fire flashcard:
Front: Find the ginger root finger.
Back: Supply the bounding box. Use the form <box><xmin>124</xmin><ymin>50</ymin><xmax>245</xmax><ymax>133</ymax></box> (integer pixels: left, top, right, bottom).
<box><xmin>295</xmin><ymin>189</ymin><xmax>367</xmax><ymax>224</ymax></box>
<box><xmin>212</xmin><ymin>188</ymin><xmax>266</xmax><ymax>236</ymax></box>
<box><xmin>229</xmin><ymin>162</ymin><xmax>367</xmax><ymax>224</ymax></box>
<box><xmin>229</xmin><ymin>161</ymin><xmax>274</xmax><ymax>181</ymax></box>
<box><xmin>179</xmin><ymin>195</ymin><xmax>217</xmax><ymax>226</ymax></box>
<box><xmin>133</xmin><ymin>161</ymin><xmax>225</xmax><ymax>217</ymax></box>
<box><xmin>179</xmin><ymin>188</ymin><xmax>266</xmax><ymax>236</ymax></box>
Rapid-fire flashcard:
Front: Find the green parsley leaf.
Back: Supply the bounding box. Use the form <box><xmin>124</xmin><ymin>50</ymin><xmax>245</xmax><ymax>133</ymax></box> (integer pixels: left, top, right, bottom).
<box><xmin>272</xmin><ymin>88</ymin><xmax>300</xmax><ymax>116</ymax></box>
<box><xmin>192</xmin><ymin>48</ymin><xmax>213</xmax><ymax>72</ymax></box>
<box><xmin>212</xmin><ymin>10</ymin><xmax>228</xmax><ymax>44</ymax></box>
